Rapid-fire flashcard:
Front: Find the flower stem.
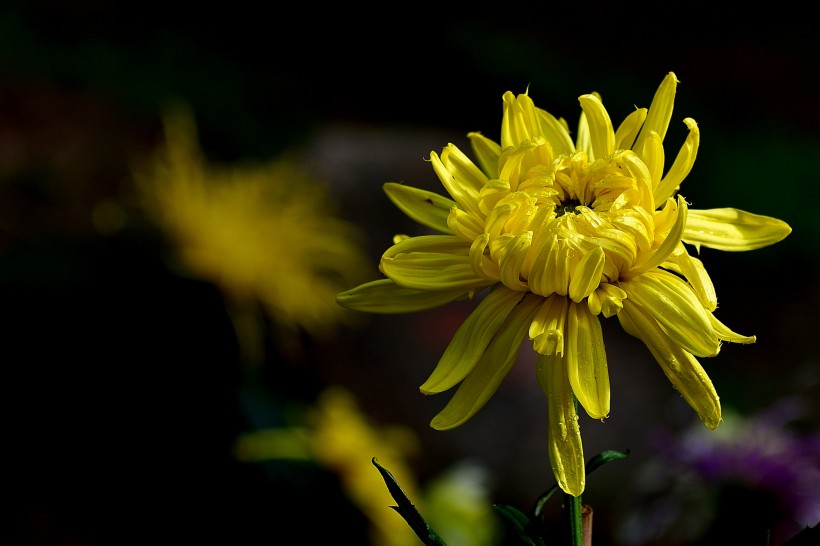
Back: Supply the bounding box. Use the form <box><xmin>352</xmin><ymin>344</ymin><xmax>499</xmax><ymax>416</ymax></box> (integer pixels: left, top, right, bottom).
<box><xmin>565</xmin><ymin>492</ymin><xmax>583</xmax><ymax>546</ymax></box>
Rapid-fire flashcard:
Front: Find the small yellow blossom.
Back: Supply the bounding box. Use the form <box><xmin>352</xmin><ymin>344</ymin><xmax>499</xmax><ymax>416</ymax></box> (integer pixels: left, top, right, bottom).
<box><xmin>137</xmin><ymin>106</ymin><xmax>372</xmax><ymax>357</ymax></box>
<box><xmin>234</xmin><ymin>387</ymin><xmax>497</xmax><ymax>546</ymax></box>
<box><xmin>337</xmin><ymin>73</ymin><xmax>791</xmax><ymax>496</ymax></box>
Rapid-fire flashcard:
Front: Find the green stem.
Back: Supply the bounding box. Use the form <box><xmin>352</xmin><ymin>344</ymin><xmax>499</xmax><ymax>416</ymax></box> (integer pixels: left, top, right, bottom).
<box><xmin>565</xmin><ymin>492</ymin><xmax>583</xmax><ymax>546</ymax></box>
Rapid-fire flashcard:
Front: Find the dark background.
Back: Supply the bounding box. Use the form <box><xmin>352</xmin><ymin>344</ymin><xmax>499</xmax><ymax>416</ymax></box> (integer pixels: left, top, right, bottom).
<box><xmin>0</xmin><ymin>2</ymin><xmax>818</xmax><ymax>545</ymax></box>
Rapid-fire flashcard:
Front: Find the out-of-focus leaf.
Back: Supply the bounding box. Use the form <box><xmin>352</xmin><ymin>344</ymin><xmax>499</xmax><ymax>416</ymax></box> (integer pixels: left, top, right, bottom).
<box><xmin>372</xmin><ymin>457</ymin><xmax>447</xmax><ymax>546</ymax></box>
<box><xmin>493</xmin><ymin>504</ymin><xmax>545</xmax><ymax>546</ymax></box>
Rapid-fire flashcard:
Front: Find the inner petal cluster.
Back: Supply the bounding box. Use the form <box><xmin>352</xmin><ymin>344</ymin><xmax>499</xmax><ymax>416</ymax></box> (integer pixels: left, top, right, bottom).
<box><xmin>456</xmin><ymin>148</ymin><xmax>660</xmax><ymax>310</ymax></box>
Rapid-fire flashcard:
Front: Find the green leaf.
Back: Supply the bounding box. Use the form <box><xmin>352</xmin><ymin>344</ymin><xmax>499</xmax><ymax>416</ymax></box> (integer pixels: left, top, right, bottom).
<box><xmin>493</xmin><ymin>504</ymin><xmax>545</xmax><ymax>546</ymax></box>
<box><xmin>533</xmin><ymin>483</ymin><xmax>561</xmax><ymax>518</ymax></box>
<box><xmin>586</xmin><ymin>449</ymin><xmax>630</xmax><ymax>475</ymax></box>
<box><xmin>372</xmin><ymin>457</ymin><xmax>447</xmax><ymax>546</ymax></box>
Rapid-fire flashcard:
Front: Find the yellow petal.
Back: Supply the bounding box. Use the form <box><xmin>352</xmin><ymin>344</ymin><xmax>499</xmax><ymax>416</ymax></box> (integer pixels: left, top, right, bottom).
<box><xmin>430</xmin><ymin>295</ymin><xmax>542</xmax><ymax>430</ymax></box>
<box><xmin>709</xmin><ymin>312</ymin><xmax>756</xmax><ymax>344</ymax></box>
<box><xmin>535</xmin><ymin>108</ymin><xmax>575</xmax><ymax>157</ymax></box>
<box><xmin>566</xmin><ymin>302</ymin><xmax>610</xmax><ymax>420</ymax></box>
<box><xmin>530</xmin><ymin>294</ymin><xmax>569</xmax><ymax>356</ymax></box>
<box><xmin>640</xmin><ymin>130</ymin><xmax>665</xmax><ymax>191</ymax></box>
<box><xmin>568</xmin><ymin>246</ymin><xmax>605</xmax><ymax>302</ymax></box>
<box><xmin>655</xmin><ymin>117</ymin><xmax>699</xmax><ymax>203</ymax></box>
<box><xmin>633</xmin><ymin>72</ymin><xmax>678</xmax><ymax>157</ymax></box>
<box><xmin>578</xmin><ymin>93</ymin><xmax>615</xmax><ymax>161</ymax></box>
<box><xmin>383</xmin><ymin>182</ymin><xmax>455</xmax><ymax>233</ymax></box>
<box><xmin>430</xmin><ymin>146</ymin><xmax>485</xmax><ymax>219</ymax></box>
<box><xmin>501</xmin><ymin>92</ymin><xmax>540</xmax><ymax>148</ymax></box>
<box><xmin>467</xmin><ymin>131</ymin><xmax>501</xmax><ymax>178</ymax></box>
<box><xmin>683</xmin><ymin>208</ymin><xmax>792</xmax><ymax>251</ymax></box>
<box><xmin>614</xmin><ymin>107</ymin><xmax>647</xmax><ymax>151</ymax></box>
<box><xmin>630</xmin><ymin>195</ymin><xmax>687</xmax><ymax>275</ymax></box>
<box><xmin>336</xmin><ymin>279</ymin><xmax>467</xmax><ymax>313</ymax></box>
<box><xmin>536</xmin><ymin>354</ymin><xmax>585</xmax><ymax>496</ymax></box>
<box><xmin>587</xmin><ymin>283</ymin><xmax>627</xmax><ymax>318</ymax></box>
<box><xmin>663</xmin><ymin>243</ymin><xmax>717</xmax><ymax>311</ymax></box>
<box><xmin>420</xmin><ymin>287</ymin><xmax>526</xmax><ymax>394</ymax></box>
<box><xmin>620</xmin><ymin>269</ymin><xmax>720</xmax><ymax>357</ymax></box>
<box><xmin>618</xmin><ymin>300</ymin><xmax>721</xmax><ymax>429</ymax></box>
<box><xmin>498</xmin><ymin>232</ymin><xmax>532</xmax><ymax>291</ymax></box>
<box><xmin>381</xmin><ymin>235</ymin><xmax>489</xmax><ymax>291</ymax></box>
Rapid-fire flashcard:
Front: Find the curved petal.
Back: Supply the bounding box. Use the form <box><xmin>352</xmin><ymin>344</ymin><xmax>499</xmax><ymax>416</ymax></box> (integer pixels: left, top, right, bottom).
<box><xmin>467</xmin><ymin>131</ymin><xmax>501</xmax><ymax>178</ymax></box>
<box><xmin>620</xmin><ymin>269</ymin><xmax>720</xmax><ymax>357</ymax></box>
<box><xmin>683</xmin><ymin>208</ymin><xmax>792</xmax><ymax>251</ymax></box>
<box><xmin>578</xmin><ymin>93</ymin><xmax>615</xmax><ymax>161</ymax></box>
<box><xmin>618</xmin><ymin>300</ymin><xmax>721</xmax><ymax>429</ymax></box>
<box><xmin>535</xmin><ymin>108</ymin><xmax>575</xmax><ymax>157</ymax></box>
<box><xmin>501</xmin><ymin>92</ymin><xmax>540</xmax><ymax>148</ymax></box>
<box><xmin>336</xmin><ymin>278</ymin><xmax>468</xmax><ymax>313</ymax></box>
<box><xmin>568</xmin><ymin>246</ymin><xmax>606</xmax><ymax>302</ymax></box>
<box><xmin>381</xmin><ymin>235</ymin><xmax>489</xmax><ymax>291</ymax></box>
<box><xmin>420</xmin><ymin>287</ymin><xmax>526</xmax><ymax>394</ymax></box>
<box><xmin>633</xmin><ymin>72</ymin><xmax>678</xmax><ymax>157</ymax></box>
<box><xmin>614</xmin><ymin>107</ymin><xmax>647</xmax><ymax>151</ymax></box>
<box><xmin>383</xmin><ymin>182</ymin><xmax>455</xmax><ymax>233</ymax></box>
<box><xmin>663</xmin><ymin>242</ymin><xmax>717</xmax><ymax>311</ymax></box>
<box><xmin>640</xmin><ymin>130</ymin><xmax>665</xmax><ymax>191</ymax></box>
<box><xmin>430</xmin><ymin>295</ymin><xmax>542</xmax><ymax>429</ymax></box>
<box><xmin>655</xmin><ymin>117</ymin><xmax>699</xmax><ymax>203</ymax></box>
<box><xmin>629</xmin><ymin>195</ymin><xmax>687</xmax><ymax>275</ymax></box>
<box><xmin>566</xmin><ymin>302</ymin><xmax>610</xmax><ymax>420</ymax></box>
<box><xmin>709</xmin><ymin>311</ymin><xmax>756</xmax><ymax>344</ymax></box>
<box><xmin>430</xmin><ymin>146</ymin><xmax>485</xmax><ymax>219</ymax></box>
<box><xmin>536</xmin><ymin>353</ymin><xmax>585</xmax><ymax>496</ymax></box>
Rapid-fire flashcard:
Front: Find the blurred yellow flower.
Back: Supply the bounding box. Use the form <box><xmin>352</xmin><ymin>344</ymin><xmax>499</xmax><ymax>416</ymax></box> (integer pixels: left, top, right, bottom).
<box><xmin>137</xmin><ymin>106</ymin><xmax>372</xmax><ymax>357</ymax></box>
<box><xmin>337</xmin><ymin>72</ymin><xmax>792</xmax><ymax>496</ymax></box>
<box><xmin>234</xmin><ymin>386</ymin><xmax>498</xmax><ymax>546</ymax></box>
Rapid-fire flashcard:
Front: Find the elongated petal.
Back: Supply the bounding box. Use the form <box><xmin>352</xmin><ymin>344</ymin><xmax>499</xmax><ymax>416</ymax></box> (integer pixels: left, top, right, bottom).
<box><xmin>620</xmin><ymin>269</ymin><xmax>720</xmax><ymax>357</ymax></box>
<box><xmin>618</xmin><ymin>300</ymin><xmax>721</xmax><ymax>429</ymax></box>
<box><xmin>655</xmin><ymin>118</ymin><xmax>699</xmax><ymax>203</ymax></box>
<box><xmin>420</xmin><ymin>287</ymin><xmax>526</xmax><ymax>394</ymax></box>
<box><xmin>640</xmin><ymin>130</ymin><xmax>664</xmax><ymax>190</ymax></box>
<box><xmin>630</xmin><ymin>195</ymin><xmax>687</xmax><ymax>275</ymax></box>
<box><xmin>566</xmin><ymin>302</ymin><xmax>610</xmax><ymax>419</ymax></box>
<box><xmin>684</xmin><ymin>208</ymin><xmax>792</xmax><ymax>251</ymax></box>
<box><xmin>535</xmin><ymin>109</ymin><xmax>575</xmax><ymax>157</ymax></box>
<box><xmin>430</xmin><ymin>295</ymin><xmax>542</xmax><ymax>429</ymax></box>
<box><xmin>501</xmin><ymin>92</ymin><xmax>540</xmax><ymax>148</ymax></box>
<box><xmin>383</xmin><ymin>182</ymin><xmax>455</xmax><ymax>233</ymax></box>
<box><xmin>709</xmin><ymin>311</ymin><xmax>756</xmax><ymax>344</ymax></box>
<box><xmin>536</xmin><ymin>354</ymin><xmax>585</xmax><ymax>496</ymax></box>
<box><xmin>381</xmin><ymin>235</ymin><xmax>489</xmax><ymax>291</ymax></box>
<box><xmin>336</xmin><ymin>279</ymin><xmax>468</xmax><ymax>313</ymax></box>
<box><xmin>633</xmin><ymin>72</ymin><xmax>678</xmax><ymax>157</ymax></box>
<box><xmin>467</xmin><ymin>131</ymin><xmax>501</xmax><ymax>178</ymax></box>
<box><xmin>578</xmin><ymin>93</ymin><xmax>615</xmax><ymax>161</ymax></box>
<box><xmin>663</xmin><ymin>243</ymin><xmax>717</xmax><ymax>311</ymax></box>
<box><xmin>430</xmin><ymin>147</ymin><xmax>484</xmax><ymax>218</ymax></box>
<box><xmin>568</xmin><ymin>245</ymin><xmax>605</xmax><ymax>302</ymax></box>
<box><xmin>614</xmin><ymin>107</ymin><xmax>647</xmax><ymax>151</ymax></box>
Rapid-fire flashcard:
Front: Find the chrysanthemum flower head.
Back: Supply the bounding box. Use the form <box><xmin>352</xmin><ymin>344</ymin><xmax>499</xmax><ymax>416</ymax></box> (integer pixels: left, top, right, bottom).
<box><xmin>138</xmin><ymin>106</ymin><xmax>372</xmax><ymax>355</ymax></box>
<box><xmin>337</xmin><ymin>73</ymin><xmax>791</xmax><ymax>496</ymax></box>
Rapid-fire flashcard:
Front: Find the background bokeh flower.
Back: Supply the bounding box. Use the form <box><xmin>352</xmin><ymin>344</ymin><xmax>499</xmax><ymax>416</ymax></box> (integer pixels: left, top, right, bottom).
<box><xmin>136</xmin><ymin>105</ymin><xmax>373</xmax><ymax>359</ymax></box>
<box><xmin>619</xmin><ymin>395</ymin><xmax>820</xmax><ymax>545</ymax></box>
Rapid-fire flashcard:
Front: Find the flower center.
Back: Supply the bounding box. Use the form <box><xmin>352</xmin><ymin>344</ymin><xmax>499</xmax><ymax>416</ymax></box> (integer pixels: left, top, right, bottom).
<box><xmin>472</xmin><ymin>149</ymin><xmax>656</xmax><ymax>302</ymax></box>
<box><xmin>556</xmin><ymin>198</ymin><xmax>583</xmax><ymax>217</ymax></box>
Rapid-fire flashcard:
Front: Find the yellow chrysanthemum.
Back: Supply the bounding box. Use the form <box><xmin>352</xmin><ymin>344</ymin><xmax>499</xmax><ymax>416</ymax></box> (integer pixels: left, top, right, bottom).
<box><xmin>138</xmin><ymin>106</ymin><xmax>371</xmax><ymax>356</ymax></box>
<box><xmin>337</xmin><ymin>73</ymin><xmax>791</xmax><ymax>496</ymax></box>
